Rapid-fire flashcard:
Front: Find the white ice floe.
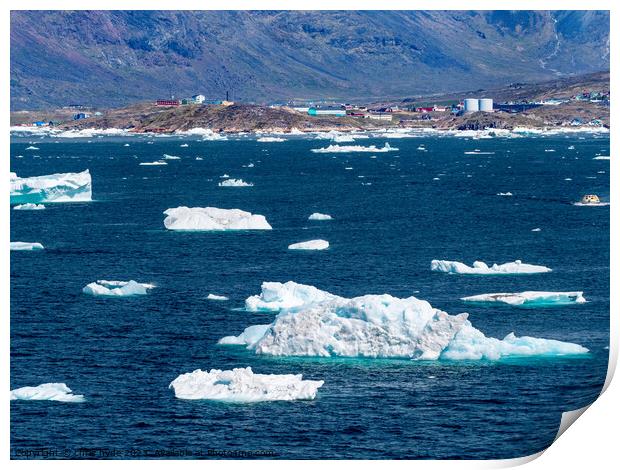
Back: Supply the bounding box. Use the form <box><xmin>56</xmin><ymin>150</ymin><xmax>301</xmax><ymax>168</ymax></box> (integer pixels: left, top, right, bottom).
<box><xmin>532</xmin><ymin>228</ymin><xmax>542</xmax><ymax>232</ymax></box>
<box><xmin>13</xmin><ymin>203</ymin><xmax>45</xmax><ymax>210</ymax></box>
<box><xmin>169</xmin><ymin>367</ymin><xmax>324</xmax><ymax>402</ymax></box>
<box><xmin>308</xmin><ymin>212</ymin><xmax>332</xmax><ymax>221</ymax></box>
<box><xmin>26</xmin><ymin>146</ymin><xmax>40</xmax><ymax>150</ymax></box>
<box><xmin>11</xmin><ymin>383</ymin><xmax>85</xmax><ymax>402</ymax></box>
<box><xmin>10</xmin><ymin>242</ymin><xmax>44</xmax><ymax>251</ymax></box>
<box><xmin>163</xmin><ymin>206</ymin><xmax>272</xmax><ymax>231</ymax></box>
<box><xmin>10</xmin><ymin>170</ymin><xmax>92</xmax><ymax>203</ymax></box>
<box><xmin>311</xmin><ymin>143</ymin><xmax>397</xmax><ymax>153</ymax></box>
<box><xmin>82</xmin><ymin>280</ymin><xmax>154</xmax><ymax>297</ymax></box>
<box><xmin>461</xmin><ymin>291</ymin><xmax>586</xmax><ymax>307</ymax></box>
<box><xmin>257</xmin><ymin>137</ymin><xmax>286</xmax><ymax>143</ymax></box>
<box><xmin>177</xmin><ymin>128</ymin><xmax>228</xmax><ymax>141</ymax></box>
<box><xmin>573</xmin><ymin>201</ymin><xmax>610</xmax><ymax>207</ymax></box>
<box><xmin>163</xmin><ymin>154</ymin><xmax>181</xmax><ymax>160</ymax></box>
<box><xmin>497</xmin><ymin>192</ymin><xmax>513</xmax><ymax>196</ymax></box>
<box><xmin>219</xmin><ymin>282</ymin><xmax>587</xmax><ymax>360</ymax></box>
<box><xmin>288</xmin><ymin>240</ymin><xmax>329</xmax><ymax>251</ymax></box>
<box><xmin>207</xmin><ymin>294</ymin><xmax>229</xmax><ymax>301</ymax></box>
<box><xmin>180</xmin><ymin>144</ymin><xmax>189</xmax><ymax>147</ymax></box>
<box><xmin>139</xmin><ymin>161</ymin><xmax>167</xmax><ymax>166</ymax></box>
<box><xmin>431</xmin><ymin>259</ymin><xmax>551</xmax><ymax>275</ymax></box>
<box><xmin>333</xmin><ymin>135</ymin><xmax>356</xmax><ymax>143</ymax></box>
<box><xmin>218</xmin><ymin>179</ymin><xmax>254</xmax><ymax>187</ymax></box>
<box><xmin>593</xmin><ymin>156</ymin><xmax>610</xmax><ymax>160</ymax></box>
<box><xmin>245</xmin><ymin>281</ymin><xmax>339</xmax><ymax>312</ymax></box>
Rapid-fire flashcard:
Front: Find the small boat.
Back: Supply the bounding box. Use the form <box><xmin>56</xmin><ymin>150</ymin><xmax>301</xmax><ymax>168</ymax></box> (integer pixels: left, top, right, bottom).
<box><xmin>580</xmin><ymin>194</ymin><xmax>601</xmax><ymax>204</ymax></box>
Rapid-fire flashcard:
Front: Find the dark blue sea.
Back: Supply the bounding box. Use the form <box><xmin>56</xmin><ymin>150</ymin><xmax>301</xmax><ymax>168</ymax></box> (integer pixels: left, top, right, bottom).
<box><xmin>10</xmin><ymin>131</ymin><xmax>610</xmax><ymax>459</ymax></box>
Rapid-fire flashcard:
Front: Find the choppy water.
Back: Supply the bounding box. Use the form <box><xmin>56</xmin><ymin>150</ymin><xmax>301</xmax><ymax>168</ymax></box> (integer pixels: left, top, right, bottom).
<box><xmin>10</xmin><ymin>131</ymin><xmax>609</xmax><ymax>459</ymax></box>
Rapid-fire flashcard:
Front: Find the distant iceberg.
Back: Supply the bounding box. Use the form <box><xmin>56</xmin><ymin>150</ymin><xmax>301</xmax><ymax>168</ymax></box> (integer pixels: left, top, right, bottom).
<box><xmin>461</xmin><ymin>291</ymin><xmax>586</xmax><ymax>307</ymax></box>
<box><xmin>11</xmin><ymin>170</ymin><xmax>92</xmax><ymax>204</ymax></box>
<box><xmin>13</xmin><ymin>203</ymin><xmax>45</xmax><ymax>210</ymax></box>
<box><xmin>163</xmin><ymin>206</ymin><xmax>272</xmax><ymax>231</ymax></box>
<box><xmin>257</xmin><ymin>137</ymin><xmax>286</xmax><ymax>142</ymax></box>
<box><xmin>10</xmin><ymin>242</ymin><xmax>44</xmax><ymax>251</ymax></box>
<box><xmin>219</xmin><ymin>282</ymin><xmax>587</xmax><ymax>360</ymax></box>
<box><xmin>207</xmin><ymin>293</ymin><xmax>229</xmax><ymax>301</ymax></box>
<box><xmin>431</xmin><ymin>259</ymin><xmax>551</xmax><ymax>275</ymax></box>
<box><xmin>83</xmin><ymin>280</ymin><xmax>154</xmax><ymax>297</ymax></box>
<box><xmin>10</xmin><ymin>383</ymin><xmax>85</xmax><ymax>402</ymax></box>
<box><xmin>169</xmin><ymin>367</ymin><xmax>324</xmax><ymax>402</ymax></box>
<box><xmin>218</xmin><ymin>179</ymin><xmax>254</xmax><ymax>187</ymax></box>
<box><xmin>497</xmin><ymin>192</ymin><xmax>513</xmax><ymax>196</ymax></box>
<box><xmin>288</xmin><ymin>239</ymin><xmax>329</xmax><ymax>250</ymax></box>
<box><xmin>25</xmin><ymin>146</ymin><xmax>39</xmax><ymax>150</ymax></box>
<box><xmin>177</xmin><ymin>128</ymin><xmax>228</xmax><ymax>141</ymax></box>
<box><xmin>308</xmin><ymin>212</ymin><xmax>332</xmax><ymax>221</ymax></box>
<box><xmin>593</xmin><ymin>156</ymin><xmax>610</xmax><ymax>160</ymax></box>
<box><xmin>163</xmin><ymin>154</ymin><xmax>181</xmax><ymax>160</ymax></box>
<box><xmin>139</xmin><ymin>161</ymin><xmax>167</xmax><ymax>166</ymax></box>
<box><xmin>333</xmin><ymin>135</ymin><xmax>356</xmax><ymax>142</ymax></box>
<box><xmin>311</xmin><ymin>143</ymin><xmax>398</xmax><ymax>153</ymax></box>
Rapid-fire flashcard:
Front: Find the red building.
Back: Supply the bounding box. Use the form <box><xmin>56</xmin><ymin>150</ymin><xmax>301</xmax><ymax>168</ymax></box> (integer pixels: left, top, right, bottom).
<box><xmin>156</xmin><ymin>100</ymin><xmax>180</xmax><ymax>106</ymax></box>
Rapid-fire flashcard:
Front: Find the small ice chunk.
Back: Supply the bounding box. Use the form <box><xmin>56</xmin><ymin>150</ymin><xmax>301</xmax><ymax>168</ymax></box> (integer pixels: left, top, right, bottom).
<box><xmin>25</xmin><ymin>146</ymin><xmax>39</xmax><ymax>150</ymax></box>
<box><xmin>13</xmin><ymin>203</ymin><xmax>45</xmax><ymax>210</ymax></box>
<box><xmin>308</xmin><ymin>212</ymin><xmax>332</xmax><ymax>220</ymax></box>
<box><xmin>431</xmin><ymin>259</ymin><xmax>551</xmax><ymax>275</ymax></box>
<box><xmin>10</xmin><ymin>383</ymin><xmax>85</xmax><ymax>402</ymax></box>
<box><xmin>311</xmin><ymin>143</ymin><xmax>397</xmax><ymax>153</ymax></box>
<box><xmin>163</xmin><ymin>154</ymin><xmax>181</xmax><ymax>160</ymax></box>
<box><xmin>10</xmin><ymin>242</ymin><xmax>44</xmax><ymax>251</ymax></box>
<box><xmin>163</xmin><ymin>206</ymin><xmax>272</xmax><ymax>231</ymax></box>
<box><xmin>461</xmin><ymin>291</ymin><xmax>586</xmax><ymax>307</ymax></box>
<box><xmin>207</xmin><ymin>294</ymin><xmax>229</xmax><ymax>301</ymax></box>
<box><xmin>531</xmin><ymin>228</ymin><xmax>542</xmax><ymax>232</ymax></box>
<box><xmin>139</xmin><ymin>161</ymin><xmax>167</xmax><ymax>166</ymax></box>
<box><xmin>257</xmin><ymin>137</ymin><xmax>286</xmax><ymax>142</ymax></box>
<box><xmin>218</xmin><ymin>179</ymin><xmax>254</xmax><ymax>187</ymax></box>
<box><xmin>169</xmin><ymin>367</ymin><xmax>324</xmax><ymax>402</ymax></box>
<box><xmin>82</xmin><ymin>280</ymin><xmax>153</xmax><ymax>297</ymax></box>
<box><xmin>497</xmin><ymin>192</ymin><xmax>513</xmax><ymax>196</ymax></box>
<box><xmin>288</xmin><ymin>240</ymin><xmax>329</xmax><ymax>250</ymax></box>
<box><xmin>180</xmin><ymin>144</ymin><xmax>189</xmax><ymax>147</ymax></box>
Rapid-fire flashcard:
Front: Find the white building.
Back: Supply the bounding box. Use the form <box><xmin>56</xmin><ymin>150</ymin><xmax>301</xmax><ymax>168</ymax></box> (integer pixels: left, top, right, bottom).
<box><xmin>191</xmin><ymin>94</ymin><xmax>206</xmax><ymax>104</ymax></box>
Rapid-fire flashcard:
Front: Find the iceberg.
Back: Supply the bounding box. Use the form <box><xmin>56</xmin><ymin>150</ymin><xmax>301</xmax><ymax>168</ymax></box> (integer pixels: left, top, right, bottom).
<box><xmin>163</xmin><ymin>154</ymin><xmax>180</xmax><ymax>160</ymax></box>
<box><xmin>333</xmin><ymin>135</ymin><xmax>356</xmax><ymax>143</ymax></box>
<box><xmin>163</xmin><ymin>206</ymin><xmax>272</xmax><ymax>231</ymax></box>
<box><xmin>431</xmin><ymin>259</ymin><xmax>551</xmax><ymax>275</ymax></box>
<box><xmin>10</xmin><ymin>383</ymin><xmax>85</xmax><ymax>403</ymax></box>
<box><xmin>10</xmin><ymin>170</ymin><xmax>92</xmax><ymax>204</ymax></box>
<box><xmin>207</xmin><ymin>293</ymin><xmax>229</xmax><ymax>301</ymax></box>
<box><xmin>257</xmin><ymin>137</ymin><xmax>286</xmax><ymax>142</ymax></box>
<box><xmin>244</xmin><ymin>281</ymin><xmax>339</xmax><ymax>312</ymax></box>
<box><xmin>461</xmin><ymin>291</ymin><xmax>586</xmax><ymax>307</ymax></box>
<box><xmin>180</xmin><ymin>144</ymin><xmax>189</xmax><ymax>147</ymax></box>
<box><xmin>139</xmin><ymin>161</ymin><xmax>167</xmax><ymax>166</ymax></box>
<box><xmin>308</xmin><ymin>212</ymin><xmax>332</xmax><ymax>221</ymax></box>
<box><xmin>288</xmin><ymin>239</ymin><xmax>329</xmax><ymax>250</ymax></box>
<box><xmin>311</xmin><ymin>143</ymin><xmax>398</xmax><ymax>153</ymax></box>
<box><xmin>218</xmin><ymin>179</ymin><xmax>254</xmax><ymax>187</ymax></box>
<box><xmin>219</xmin><ymin>282</ymin><xmax>587</xmax><ymax>360</ymax></box>
<box><xmin>13</xmin><ymin>203</ymin><xmax>45</xmax><ymax>210</ymax></box>
<box><xmin>176</xmin><ymin>128</ymin><xmax>228</xmax><ymax>141</ymax></box>
<box><xmin>10</xmin><ymin>242</ymin><xmax>44</xmax><ymax>251</ymax></box>
<box><xmin>169</xmin><ymin>367</ymin><xmax>324</xmax><ymax>402</ymax></box>
<box><xmin>82</xmin><ymin>280</ymin><xmax>154</xmax><ymax>297</ymax></box>
<box><xmin>497</xmin><ymin>192</ymin><xmax>513</xmax><ymax>196</ymax></box>
<box><xmin>593</xmin><ymin>156</ymin><xmax>610</xmax><ymax>160</ymax></box>
<box><xmin>25</xmin><ymin>146</ymin><xmax>39</xmax><ymax>150</ymax></box>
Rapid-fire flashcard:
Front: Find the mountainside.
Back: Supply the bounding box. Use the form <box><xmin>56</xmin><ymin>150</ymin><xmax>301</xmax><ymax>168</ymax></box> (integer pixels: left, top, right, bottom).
<box><xmin>10</xmin><ymin>10</ymin><xmax>610</xmax><ymax>110</ymax></box>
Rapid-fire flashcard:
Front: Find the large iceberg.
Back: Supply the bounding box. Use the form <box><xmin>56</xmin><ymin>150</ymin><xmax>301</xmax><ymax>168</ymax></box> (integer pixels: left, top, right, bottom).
<box><xmin>10</xmin><ymin>242</ymin><xmax>44</xmax><ymax>251</ymax></box>
<box><xmin>13</xmin><ymin>203</ymin><xmax>45</xmax><ymax>211</ymax></box>
<box><xmin>82</xmin><ymin>280</ymin><xmax>154</xmax><ymax>297</ymax></box>
<box><xmin>169</xmin><ymin>367</ymin><xmax>324</xmax><ymax>402</ymax></box>
<box><xmin>10</xmin><ymin>383</ymin><xmax>85</xmax><ymax>402</ymax></box>
<box><xmin>461</xmin><ymin>291</ymin><xmax>586</xmax><ymax>307</ymax></box>
<box><xmin>311</xmin><ymin>143</ymin><xmax>398</xmax><ymax>153</ymax></box>
<box><xmin>218</xmin><ymin>179</ymin><xmax>254</xmax><ymax>187</ymax></box>
<box><xmin>308</xmin><ymin>212</ymin><xmax>332</xmax><ymax>221</ymax></box>
<box><xmin>431</xmin><ymin>259</ymin><xmax>551</xmax><ymax>275</ymax></box>
<box><xmin>288</xmin><ymin>239</ymin><xmax>329</xmax><ymax>251</ymax></box>
<box><xmin>163</xmin><ymin>206</ymin><xmax>272</xmax><ymax>231</ymax></box>
<box><xmin>219</xmin><ymin>282</ymin><xmax>587</xmax><ymax>360</ymax></box>
<box><xmin>10</xmin><ymin>170</ymin><xmax>92</xmax><ymax>204</ymax></box>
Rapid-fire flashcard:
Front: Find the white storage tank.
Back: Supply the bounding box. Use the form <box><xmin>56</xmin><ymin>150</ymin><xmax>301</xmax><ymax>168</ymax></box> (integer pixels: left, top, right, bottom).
<box><xmin>479</xmin><ymin>98</ymin><xmax>494</xmax><ymax>112</ymax></box>
<box><xmin>463</xmin><ymin>98</ymin><xmax>479</xmax><ymax>112</ymax></box>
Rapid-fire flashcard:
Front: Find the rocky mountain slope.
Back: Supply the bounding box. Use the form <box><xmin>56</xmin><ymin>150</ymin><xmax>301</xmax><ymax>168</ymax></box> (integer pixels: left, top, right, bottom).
<box><xmin>11</xmin><ymin>10</ymin><xmax>609</xmax><ymax>110</ymax></box>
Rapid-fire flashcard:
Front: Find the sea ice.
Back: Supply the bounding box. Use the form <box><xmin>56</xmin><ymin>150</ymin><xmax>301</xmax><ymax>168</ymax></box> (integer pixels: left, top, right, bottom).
<box><xmin>311</xmin><ymin>143</ymin><xmax>398</xmax><ymax>153</ymax></box>
<box><xmin>82</xmin><ymin>280</ymin><xmax>154</xmax><ymax>297</ymax></box>
<box><xmin>139</xmin><ymin>161</ymin><xmax>167</xmax><ymax>166</ymax></box>
<box><xmin>288</xmin><ymin>240</ymin><xmax>329</xmax><ymax>250</ymax></box>
<box><xmin>218</xmin><ymin>179</ymin><xmax>254</xmax><ymax>187</ymax></box>
<box><xmin>257</xmin><ymin>137</ymin><xmax>286</xmax><ymax>142</ymax></box>
<box><xmin>10</xmin><ymin>242</ymin><xmax>44</xmax><ymax>251</ymax></box>
<box><xmin>431</xmin><ymin>259</ymin><xmax>551</xmax><ymax>275</ymax></box>
<box><xmin>10</xmin><ymin>170</ymin><xmax>92</xmax><ymax>203</ymax></box>
<box><xmin>169</xmin><ymin>367</ymin><xmax>324</xmax><ymax>402</ymax></box>
<box><xmin>308</xmin><ymin>212</ymin><xmax>332</xmax><ymax>221</ymax></box>
<box><xmin>13</xmin><ymin>203</ymin><xmax>45</xmax><ymax>210</ymax></box>
<box><xmin>461</xmin><ymin>291</ymin><xmax>586</xmax><ymax>307</ymax></box>
<box><xmin>220</xmin><ymin>282</ymin><xmax>587</xmax><ymax>360</ymax></box>
<box><xmin>593</xmin><ymin>156</ymin><xmax>610</xmax><ymax>160</ymax></box>
<box><xmin>497</xmin><ymin>192</ymin><xmax>513</xmax><ymax>196</ymax></box>
<box><xmin>207</xmin><ymin>294</ymin><xmax>229</xmax><ymax>301</ymax></box>
<box><xmin>163</xmin><ymin>206</ymin><xmax>272</xmax><ymax>231</ymax></box>
<box><xmin>25</xmin><ymin>146</ymin><xmax>39</xmax><ymax>150</ymax></box>
<box><xmin>10</xmin><ymin>383</ymin><xmax>85</xmax><ymax>402</ymax></box>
